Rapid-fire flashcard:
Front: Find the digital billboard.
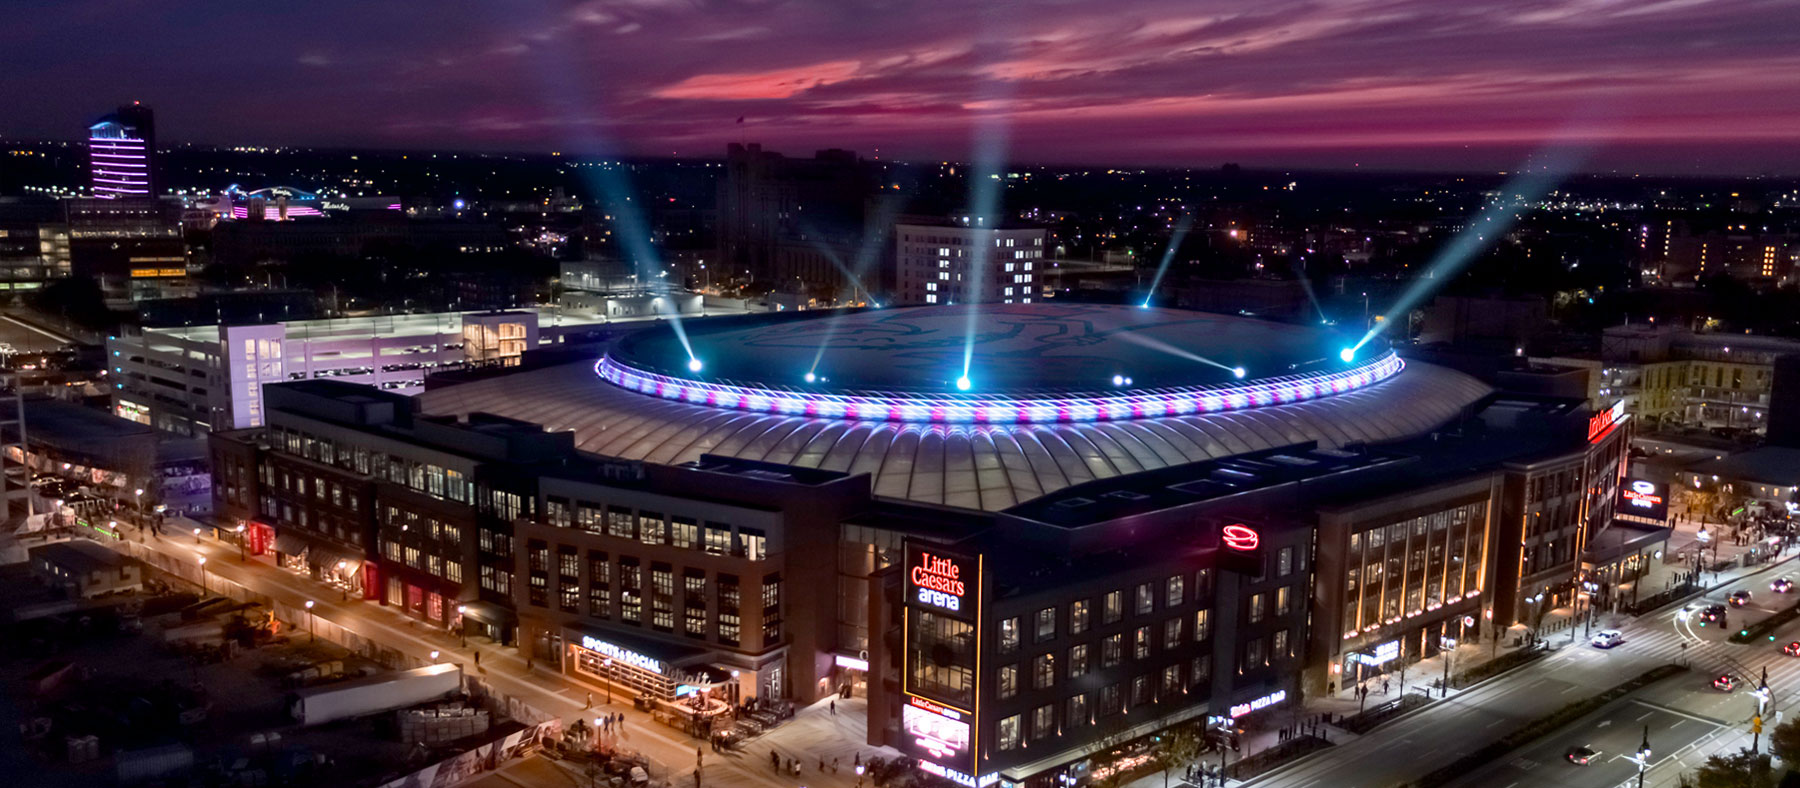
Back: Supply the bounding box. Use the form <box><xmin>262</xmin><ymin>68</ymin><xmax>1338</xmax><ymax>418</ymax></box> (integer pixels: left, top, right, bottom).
<box><xmin>1618</xmin><ymin>478</ymin><xmax>1669</xmax><ymax>522</ymax></box>
<box><xmin>902</xmin><ymin>696</ymin><xmax>973</xmax><ymax>771</ymax></box>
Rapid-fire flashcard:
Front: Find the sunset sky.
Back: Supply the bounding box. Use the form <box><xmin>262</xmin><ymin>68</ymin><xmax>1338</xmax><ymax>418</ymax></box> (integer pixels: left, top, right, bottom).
<box><xmin>5</xmin><ymin>0</ymin><xmax>1796</xmax><ymax>173</ymax></box>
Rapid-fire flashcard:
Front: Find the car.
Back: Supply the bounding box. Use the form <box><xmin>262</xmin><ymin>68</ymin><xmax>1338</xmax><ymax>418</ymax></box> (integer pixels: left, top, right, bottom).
<box><xmin>1774</xmin><ymin>579</ymin><xmax>1794</xmax><ymax>594</ymax></box>
<box><xmin>1783</xmin><ymin>641</ymin><xmax>1800</xmax><ymax>657</ymax></box>
<box><xmin>1591</xmin><ymin>630</ymin><xmax>1625</xmax><ymax>649</ymax></box>
<box><xmin>1731</xmin><ymin>591</ymin><xmax>1754</xmax><ymax>607</ymax></box>
<box><xmin>1701</xmin><ymin>604</ymin><xmax>1729</xmax><ymax>623</ymax></box>
<box><xmin>1714</xmin><ymin>675</ymin><xmax>1738</xmax><ymax>692</ymax></box>
<box><xmin>1566</xmin><ymin>746</ymin><xmax>1598</xmax><ymax>765</ymax></box>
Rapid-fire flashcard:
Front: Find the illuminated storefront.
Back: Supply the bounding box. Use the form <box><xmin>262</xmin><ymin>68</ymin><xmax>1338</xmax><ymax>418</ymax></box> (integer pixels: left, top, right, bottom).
<box><xmin>566</xmin><ymin>631</ymin><xmax>736</xmax><ymax>707</ymax></box>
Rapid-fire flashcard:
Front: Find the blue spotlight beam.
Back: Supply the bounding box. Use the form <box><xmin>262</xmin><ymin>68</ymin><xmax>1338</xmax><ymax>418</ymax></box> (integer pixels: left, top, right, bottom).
<box><xmin>1352</xmin><ymin>140</ymin><xmax>1594</xmax><ymax>353</ymax></box>
<box><xmin>1141</xmin><ymin>212</ymin><xmax>1194</xmax><ymax>305</ymax></box>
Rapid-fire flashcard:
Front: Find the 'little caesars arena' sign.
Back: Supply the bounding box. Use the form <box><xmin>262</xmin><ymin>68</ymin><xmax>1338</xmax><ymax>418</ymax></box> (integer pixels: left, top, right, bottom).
<box><xmin>581</xmin><ymin>635</ymin><xmax>662</xmax><ymax>674</ymax></box>
<box><xmin>907</xmin><ymin>546</ymin><xmax>977</xmax><ymax>619</ymax></box>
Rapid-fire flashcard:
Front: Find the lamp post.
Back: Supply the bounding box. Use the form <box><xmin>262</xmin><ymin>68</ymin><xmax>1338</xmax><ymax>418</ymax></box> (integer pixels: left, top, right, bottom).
<box><xmin>456</xmin><ymin>604</ymin><xmax>467</xmax><ymax>648</ymax></box>
<box><xmin>133</xmin><ymin>488</ymin><xmax>143</xmax><ymax>527</ymax></box>
<box><xmin>198</xmin><ymin>556</ymin><xmax>208</xmax><ymax>595</ymax></box>
<box><xmin>305</xmin><ymin>600</ymin><xmax>315</xmax><ymax>641</ymax></box>
<box><xmin>604</xmin><ymin>658</ymin><xmax>614</xmax><ymax>704</ymax></box>
<box><xmin>1628</xmin><ymin>726</ymin><xmax>1651</xmax><ymax>788</ymax></box>
<box><xmin>193</xmin><ymin>526</ymin><xmax>202</xmax><ymax>545</ymax></box>
<box><xmin>236</xmin><ymin>524</ymin><xmax>246</xmax><ymax>561</ymax></box>
<box><xmin>430</xmin><ymin>650</ymin><xmax>440</xmax><ymax>664</ymax></box>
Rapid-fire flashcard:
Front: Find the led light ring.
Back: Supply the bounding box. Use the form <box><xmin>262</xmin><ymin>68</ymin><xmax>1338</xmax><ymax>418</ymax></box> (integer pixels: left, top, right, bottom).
<box><xmin>595</xmin><ymin>351</ymin><xmax>1403</xmax><ymax>425</ymax></box>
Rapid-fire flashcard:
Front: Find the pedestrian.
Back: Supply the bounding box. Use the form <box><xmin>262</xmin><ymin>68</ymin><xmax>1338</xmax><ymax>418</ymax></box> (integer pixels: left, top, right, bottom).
<box><xmin>771</xmin><ymin>751</ymin><xmax>780</xmax><ymax>771</ymax></box>
<box><xmin>1383</xmin><ymin>679</ymin><xmax>1390</xmax><ymax>695</ymax></box>
<box><xmin>830</xmin><ymin>700</ymin><xmax>837</xmax><ymax>716</ymax></box>
<box><xmin>585</xmin><ymin>692</ymin><xmax>593</xmax><ymax>709</ymax></box>
<box><xmin>474</xmin><ymin>651</ymin><xmax>481</xmax><ymax>668</ymax></box>
<box><xmin>833</xmin><ymin>758</ymin><xmax>840</xmax><ymax>773</ymax></box>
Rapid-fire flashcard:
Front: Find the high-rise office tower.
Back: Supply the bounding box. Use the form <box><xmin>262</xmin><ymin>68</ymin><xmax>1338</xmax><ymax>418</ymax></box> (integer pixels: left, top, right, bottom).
<box><xmin>87</xmin><ymin>103</ymin><xmax>156</xmax><ymax>198</ymax></box>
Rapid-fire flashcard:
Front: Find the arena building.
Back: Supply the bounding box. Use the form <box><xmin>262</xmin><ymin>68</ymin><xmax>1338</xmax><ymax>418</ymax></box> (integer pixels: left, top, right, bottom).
<box><xmin>418</xmin><ymin>303</ymin><xmax>1493</xmax><ymax>509</ymax></box>
<box><xmin>213</xmin><ymin>303</ymin><xmax>1645</xmax><ymax>788</ymax></box>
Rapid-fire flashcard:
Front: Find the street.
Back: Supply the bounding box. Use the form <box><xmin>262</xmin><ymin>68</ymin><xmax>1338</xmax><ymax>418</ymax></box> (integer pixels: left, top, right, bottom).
<box><xmin>1243</xmin><ymin>558</ymin><xmax>1800</xmax><ymax>788</ymax></box>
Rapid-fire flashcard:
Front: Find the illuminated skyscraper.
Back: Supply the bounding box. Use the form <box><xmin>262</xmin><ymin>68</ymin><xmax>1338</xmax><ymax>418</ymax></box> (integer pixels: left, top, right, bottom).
<box><xmin>87</xmin><ymin>103</ymin><xmax>156</xmax><ymax>198</ymax></box>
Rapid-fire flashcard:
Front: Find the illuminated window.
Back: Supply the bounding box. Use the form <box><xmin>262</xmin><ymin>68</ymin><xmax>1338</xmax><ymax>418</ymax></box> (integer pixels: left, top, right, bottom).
<box><xmin>1194</xmin><ymin>609</ymin><xmax>1210</xmax><ymax>641</ymax></box>
<box><xmin>1134</xmin><ymin>626</ymin><xmax>1151</xmax><ymax>659</ymax></box>
<box><xmin>1032</xmin><ymin>705</ymin><xmax>1054</xmax><ymax>739</ymax></box>
<box><xmin>998</xmin><ymin>664</ymin><xmax>1018</xmax><ymax>699</ymax></box>
<box><xmin>1068</xmin><ymin>644</ymin><xmax>1088</xmax><ymax>677</ymax></box>
<box><xmin>1135</xmin><ymin>583</ymin><xmax>1154</xmax><ymax>615</ymax></box>
<box><xmin>1069</xmin><ymin>599</ymin><xmax>1090</xmax><ymax>635</ymax></box>
<box><xmin>998</xmin><ymin>617</ymin><xmax>1021</xmax><ymax>655</ymax></box>
<box><xmin>1035</xmin><ymin>608</ymin><xmax>1056</xmax><ymax>642</ymax></box>
<box><xmin>1163</xmin><ymin>618</ymin><xmax>1183</xmax><ymax>649</ymax></box>
<box><xmin>1166</xmin><ymin>575</ymin><xmax>1184</xmax><ymax>607</ymax></box>
<box><xmin>1033</xmin><ymin>653</ymin><xmax>1055</xmax><ymax>689</ymax></box>
<box><xmin>997</xmin><ymin>715</ymin><xmax>1021</xmax><ymax>750</ymax></box>
<box><xmin>1103</xmin><ymin>590</ymin><xmax>1123</xmax><ymax>624</ymax></box>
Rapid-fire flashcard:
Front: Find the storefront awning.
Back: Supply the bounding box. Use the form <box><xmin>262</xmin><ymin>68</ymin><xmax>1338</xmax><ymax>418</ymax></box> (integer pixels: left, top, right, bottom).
<box><xmin>274</xmin><ymin>533</ymin><xmax>307</xmax><ymax>557</ymax></box>
<box><xmin>306</xmin><ymin>541</ymin><xmax>361</xmax><ymax>571</ymax></box>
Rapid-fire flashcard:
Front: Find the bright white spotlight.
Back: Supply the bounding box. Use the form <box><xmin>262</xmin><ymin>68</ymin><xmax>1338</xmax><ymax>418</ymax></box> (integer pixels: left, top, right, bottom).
<box><xmin>687</xmin><ymin>358</ymin><xmax>704</xmax><ymax>372</ymax></box>
<box><xmin>955</xmin><ymin>376</ymin><xmax>972</xmax><ymax>391</ymax></box>
<box><xmin>1112</xmin><ymin>374</ymin><xmax>1125</xmax><ymax>386</ymax></box>
<box><xmin>804</xmin><ymin>372</ymin><xmax>817</xmax><ymax>383</ymax></box>
<box><xmin>1339</xmin><ymin>348</ymin><xmax>1355</xmax><ymax>363</ymax></box>
<box><xmin>1232</xmin><ymin>367</ymin><xmax>1247</xmax><ymax>379</ymax></box>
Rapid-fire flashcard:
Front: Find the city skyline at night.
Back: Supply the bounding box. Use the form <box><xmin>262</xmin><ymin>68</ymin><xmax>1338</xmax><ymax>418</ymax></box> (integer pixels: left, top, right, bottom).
<box><xmin>3</xmin><ymin>0</ymin><xmax>1798</xmax><ymax>174</ymax></box>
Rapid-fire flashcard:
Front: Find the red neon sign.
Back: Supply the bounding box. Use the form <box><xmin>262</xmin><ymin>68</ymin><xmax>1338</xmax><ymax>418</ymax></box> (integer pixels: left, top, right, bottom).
<box><xmin>1222</xmin><ymin>524</ymin><xmax>1260</xmax><ymax>551</ymax></box>
<box><xmin>1587</xmin><ymin>401</ymin><xmax>1625</xmax><ymax>443</ymax></box>
<box><xmin>911</xmin><ymin>552</ymin><xmax>967</xmax><ymax>597</ymax></box>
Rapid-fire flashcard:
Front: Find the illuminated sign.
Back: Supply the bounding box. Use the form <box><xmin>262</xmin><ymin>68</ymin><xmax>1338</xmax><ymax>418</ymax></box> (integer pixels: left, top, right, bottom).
<box><xmin>916</xmin><ymin>762</ymin><xmax>998</xmax><ymax>788</ymax></box>
<box><xmin>1588</xmin><ymin>400</ymin><xmax>1626</xmax><ymax>443</ymax></box>
<box><xmin>1352</xmin><ymin>640</ymin><xmax>1399</xmax><ymax>666</ymax></box>
<box><xmin>1222</xmin><ymin>524</ymin><xmax>1260</xmax><ymax>551</ymax></box>
<box><xmin>835</xmin><ymin>654</ymin><xmax>870</xmax><ymax>671</ymax></box>
<box><xmin>1229</xmin><ymin>689</ymin><xmax>1287</xmax><ymax>718</ymax></box>
<box><xmin>1617</xmin><ymin>478</ymin><xmax>1669</xmax><ymax>522</ymax></box>
<box><xmin>579</xmin><ymin>635</ymin><xmax>662</xmax><ymax>675</ymax></box>
<box><xmin>908</xmin><ymin>548</ymin><xmax>974</xmax><ymax>617</ymax></box>
<box><xmin>904</xmin><ymin>697</ymin><xmax>972</xmax><ymax>769</ymax></box>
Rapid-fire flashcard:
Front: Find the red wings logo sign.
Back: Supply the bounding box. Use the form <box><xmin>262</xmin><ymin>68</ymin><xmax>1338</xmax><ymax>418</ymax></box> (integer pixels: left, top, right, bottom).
<box><xmin>1222</xmin><ymin>524</ymin><xmax>1260</xmax><ymax>551</ymax></box>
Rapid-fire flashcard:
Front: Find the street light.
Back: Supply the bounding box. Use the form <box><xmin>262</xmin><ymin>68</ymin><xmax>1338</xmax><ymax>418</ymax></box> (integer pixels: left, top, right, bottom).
<box><xmin>430</xmin><ymin>650</ymin><xmax>440</xmax><ymax>663</ymax></box>
<box><xmin>197</xmin><ymin>557</ymin><xmax>208</xmax><ymax>595</ymax></box>
<box><xmin>235</xmin><ymin>524</ymin><xmax>246</xmax><ymax>561</ymax></box>
<box><xmin>1627</xmin><ymin>725</ymin><xmax>1652</xmax><ymax>788</ymax></box>
<box><xmin>456</xmin><ymin>604</ymin><xmax>467</xmax><ymax>648</ymax></box>
<box><xmin>193</xmin><ymin>527</ymin><xmax>202</xmax><ymax>544</ymax></box>
<box><xmin>305</xmin><ymin>600</ymin><xmax>316</xmax><ymax>641</ymax></box>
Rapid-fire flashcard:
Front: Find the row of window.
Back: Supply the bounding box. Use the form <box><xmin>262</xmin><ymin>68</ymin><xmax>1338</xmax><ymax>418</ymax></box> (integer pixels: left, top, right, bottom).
<box><xmin>997</xmin><ymin>611</ymin><xmax>1213</xmax><ymax>698</ymax></box>
<box><xmin>544</xmin><ymin>497</ymin><xmax>766</xmax><ymax>559</ymax></box>
<box><xmin>524</xmin><ymin>541</ymin><xmax>783</xmax><ymax>648</ymax></box>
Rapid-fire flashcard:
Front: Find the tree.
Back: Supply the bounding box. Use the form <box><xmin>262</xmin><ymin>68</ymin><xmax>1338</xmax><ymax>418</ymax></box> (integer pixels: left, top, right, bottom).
<box><xmin>1156</xmin><ymin>726</ymin><xmax>1205</xmax><ymax>788</ymax></box>
<box><xmin>1689</xmin><ymin>751</ymin><xmax>1775</xmax><ymax>788</ymax></box>
<box><xmin>1767</xmin><ymin>717</ymin><xmax>1800</xmax><ymax>765</ymax></box>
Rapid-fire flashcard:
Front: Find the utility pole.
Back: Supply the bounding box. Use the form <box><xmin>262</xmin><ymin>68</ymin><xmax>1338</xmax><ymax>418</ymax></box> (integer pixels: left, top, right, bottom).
<box><xmin>1632</xmin><ymin>726</ymin><xmax>1651</xmax><ymax>788</ymax></box>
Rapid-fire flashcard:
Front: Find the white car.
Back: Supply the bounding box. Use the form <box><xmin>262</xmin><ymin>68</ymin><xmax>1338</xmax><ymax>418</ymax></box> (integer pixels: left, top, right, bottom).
<box><xmin>1591</xmin><ymin>630</ymin><xmax>1625</xmax><ymax>649</ymax></box>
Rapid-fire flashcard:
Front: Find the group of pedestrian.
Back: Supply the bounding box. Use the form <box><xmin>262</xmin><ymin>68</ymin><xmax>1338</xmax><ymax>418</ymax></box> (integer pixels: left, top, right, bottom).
<box><xmin>598</xmin><ymin>711</ymin><xmax>625</xmax><ymax>735</ymax></box>
<box><xmin>770</xmin><ymin>752</ymin><xmax>803</xmax><ymax>776</ymax></box>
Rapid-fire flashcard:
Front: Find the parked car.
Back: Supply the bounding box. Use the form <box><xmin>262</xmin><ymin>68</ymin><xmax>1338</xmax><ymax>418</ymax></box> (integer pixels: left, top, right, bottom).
<box><xmin>1714</xmin><ymin>675</ymin><xmax>1738</xmax><ymax>692</ymax></box>
<box><xmin>1566</xmin><ymin>745</ymin><xmax>1598</xmax><ymax>765</ymax></box>
<box><xmin>1730</xmin><ymin>591</ymin><xmax>1754</xmax><ymax>607</ymax></box>
<box><xmin>1773</xmin><ymin>579</ymin><xmax>1793</xmax><ymax>594</ymax></box>
<box><xmin>1591</xmin><ymin>630</ymin><xmax>1625</xmax><ymax>649</ymax></box>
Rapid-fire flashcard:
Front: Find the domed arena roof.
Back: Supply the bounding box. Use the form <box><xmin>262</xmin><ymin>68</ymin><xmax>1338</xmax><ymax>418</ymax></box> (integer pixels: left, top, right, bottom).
<box><xmin>417</xmin><ymin>304</ymin><xmax>1492</xmax><ymax>510</ymax></box>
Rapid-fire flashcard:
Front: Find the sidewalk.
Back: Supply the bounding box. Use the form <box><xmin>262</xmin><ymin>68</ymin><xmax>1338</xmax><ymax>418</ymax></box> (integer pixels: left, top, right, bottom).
<box><xmin>92</xmin><ymin>515</ymin><xmax>892</xmax><ymax>788</ymax></box>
